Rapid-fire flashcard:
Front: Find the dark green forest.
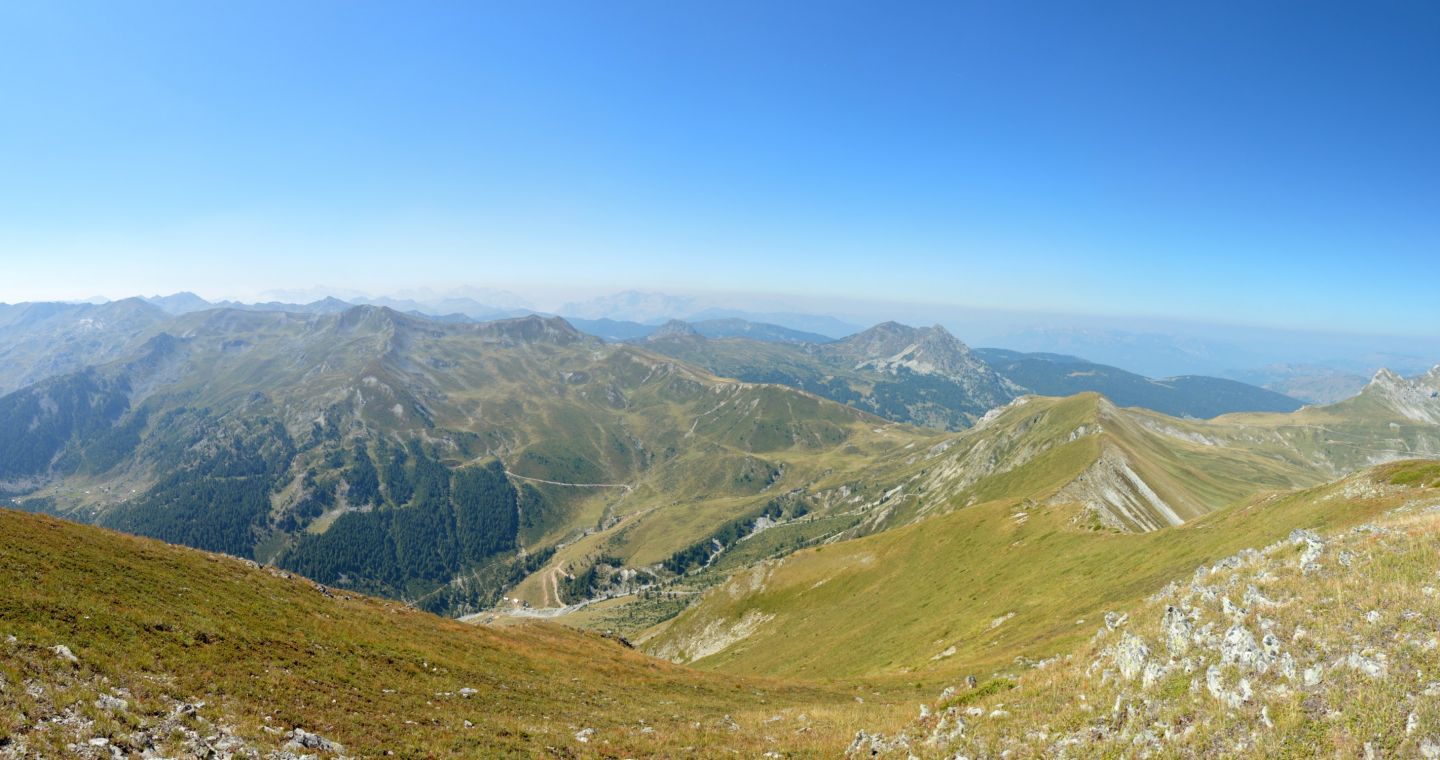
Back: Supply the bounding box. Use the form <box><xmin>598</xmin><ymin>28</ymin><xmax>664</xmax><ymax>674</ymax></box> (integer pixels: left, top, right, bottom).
<box><xmin>662</xmin><ymin>497</ymin><xmax>800</xmax><ymax>575</ymax></box>
<box><xmin>0</xmin><ymin>371</ymin><xmax>132</xmax><ymax>481</ymax></box>
<box><xmin>280</xmin><ymin>451</ymin><xmax>522</xmax><ymax>600</ymax></box>
<box><xmin>103</xmin><ymin>414</ymin><xmax>296</xmax><ymax>557</ymax></box>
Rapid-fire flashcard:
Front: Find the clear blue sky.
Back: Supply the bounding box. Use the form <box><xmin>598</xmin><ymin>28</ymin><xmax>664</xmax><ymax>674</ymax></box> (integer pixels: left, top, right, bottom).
<box><xmin>1</xmin><ymin>1</ymin><xmax>1436</xmax><ymax>332</ymax></box>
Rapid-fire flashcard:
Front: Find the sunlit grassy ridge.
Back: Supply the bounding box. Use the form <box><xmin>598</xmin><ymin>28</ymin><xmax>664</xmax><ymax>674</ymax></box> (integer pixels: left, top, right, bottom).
<box><xmin>518</xmin><ymin>380</ymin><xmax>1438</xmax><ymax>685</ymax></box>
<box><xmin>855</xmin><ymin>461</ymin><xmax>1440</xmax><ymax>758</ymax></box>
<box><xmin>642</xmin><ymin>394</ymin><xmax>1430</xmax><ymax>683</ymax></box>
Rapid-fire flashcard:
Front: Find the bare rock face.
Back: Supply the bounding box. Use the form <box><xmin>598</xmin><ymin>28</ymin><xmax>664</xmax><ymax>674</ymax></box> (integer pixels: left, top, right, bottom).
<box><xmin>1051</xmin><ymin>446</ymin><xmax>1188</xmax><ymax>532</ymax></box>
<box><xmin>1163</xmin><ymin>605</ymin><xmax>1193</xmax><ymax>655</ymax></box>
<box><xmin>1360</xmin><ymin>367</ymin><xmax>1440</xmax><ymax>424</ymax></box>
<box><xmin>1290</xmin><ymin>529</ymin><xmax>1326</xmax><ymax>573</ymax></box>
<box><xmin>1219</xmin><ymin>624</ymin><xmax>1269</xmax><ymax>673</ymax></box>
<box><xmin>1112</xmin><ymin>633</ymin><xmax>1150</xmax><ymax>680</ymax></box>
<box><xmin>289</xmin><ymin>727</ymin><xmax>344</xmax><ymax>753</ymax></box>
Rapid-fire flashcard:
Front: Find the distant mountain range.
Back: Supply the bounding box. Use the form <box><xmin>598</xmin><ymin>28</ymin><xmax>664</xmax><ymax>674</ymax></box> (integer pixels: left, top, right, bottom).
<box><xmin>988</xmin><ymin>324</ymin><xmax>1440</xmax><ymax>390</ymax></box>
<box><xmin>33</xmin><ymin>290</ymin><xmax>1433</xmax><ymax>402</ymax></box>
<box><xmin>630</xmin><ymin>319</ymin><xmax>1304</xmax><ymax>428</ymax></box>
<box><xmin>137</xmin><ymin>290</ymin><xmax>859</xmax><ymax>339</ymax></box>
<box><xmin>974</xmin><ymin>348</ymin><xmax>1304</xmax><ymax>418</ymax></box>
<box><xmin>0</xmin><ymin>304</ymin><xmax>895</xmax><ymax>615</ymax></box>
<box><xmin>1222</xmin><ymin>362</ymin><xmax>1372</xmax><ymax>405</ymax></box>
<box><xmin>558</xmin><ymin>289</ymin><xmax>862</xmax><ymax>338</ymax></box>
<box><xmin>0</xmin><ymin>295</ymin><xmax>1311</xmax><ymax>431</ymax></box>
<box><xmin>0</xmin><ymin>298</ymin><xmax>168</xmax><ymax>395</ymax></box>
<box><xmin>145</xmin><ymin>292</ymin><xmax>355</xmax><ymax>316</ymax></box>
<box><xmin>568</xmin><ymin>316</ymin><xmax>832</xmax><ymax>344</ymax></box>
<box><xmin>3</xmin><ymin>293</ymin><xmax>1440</xmax><ymax>760</ymax></box>
<box><xmin>636</xmin><ymin>321</ymin><xmax>1018</xmax><ymax>430</ymax></box>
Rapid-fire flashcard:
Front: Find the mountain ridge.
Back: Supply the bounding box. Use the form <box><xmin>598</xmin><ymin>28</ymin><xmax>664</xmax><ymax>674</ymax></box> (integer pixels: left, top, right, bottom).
<box><xmin>638</xmin><ymin>384</ymin><xmax>1440</xmax><ymax>679</ymax></box>
<box><xmin>0</xmin><ymin>304</ymin><xmax>920</xmax><ymax>616</ymax></box>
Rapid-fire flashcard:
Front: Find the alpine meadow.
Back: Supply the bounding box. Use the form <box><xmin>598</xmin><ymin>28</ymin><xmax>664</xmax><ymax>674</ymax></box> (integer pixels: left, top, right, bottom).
<box><xmin>2</xmin><ymin>2</ymin><xmax>1439</xmax><ymax>758</ymax></box>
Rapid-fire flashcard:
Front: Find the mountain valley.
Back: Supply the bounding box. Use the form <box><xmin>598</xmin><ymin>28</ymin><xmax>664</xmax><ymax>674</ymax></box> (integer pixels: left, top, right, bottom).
<box><xmin>1</xmin><ymin>300</ymin><xmax>1438</xmax><ymax>757</ymax></box>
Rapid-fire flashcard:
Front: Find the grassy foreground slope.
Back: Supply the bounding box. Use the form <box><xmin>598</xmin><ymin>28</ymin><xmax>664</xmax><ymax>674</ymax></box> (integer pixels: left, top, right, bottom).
<box><xmin>0</xmin><ymin>509</ymin><xmax>913</xmax><ymax>758</ymax></box>
<box><xmin>855</xmin><ymin>461</ymin><xmax>1440</xmax><ymax>758</ymax></box>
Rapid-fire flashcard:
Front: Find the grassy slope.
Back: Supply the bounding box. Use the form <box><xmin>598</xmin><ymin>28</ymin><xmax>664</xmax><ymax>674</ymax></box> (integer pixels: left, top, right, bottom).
<box><xmin>1157</xmin><ymin>389</ymin><xmax>1440</xmax><ymax>476</ymax></box>
<box><xmin>0</xmin><ymin>509</ymin><xmax>917</xmax><ymax>758</ymax></box>
<box><xmin>872</xmin><ymin>461</ymin><xmax>1440</xmax><ymax>758</ymax></box>
<box><xmin>645</xmin><ymin>400</ymin><xmax>1416</xmax><ymax>683</ymax></box>
<box><xmin>559</xmin><ymin>393</ymin><xmax>1303</xmax><ymax>656</ymax></box>
<box><xmin>546</xmin><ymin>391</ymin><xmax>1437</xmax><ymax>672</ymax></box>
<box><xmin>495</xmin><ymin>360</ymin><xmax>937</xmax><ymax>605</ymax></box>
<box><xmin>859</xmin><ymin>393</ymin><xmax>1319</xmax><ymax>535</ymax></box>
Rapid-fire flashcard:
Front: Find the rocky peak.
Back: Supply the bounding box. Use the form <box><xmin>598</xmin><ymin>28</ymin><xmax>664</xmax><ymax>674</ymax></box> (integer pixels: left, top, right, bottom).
<box><xmin>827</xmin><ymin>322</ymin><xmax>920</xmax><ymax>361</ymax></box>
<box><xmin>914</xmin><ymin>323</ymin><xmax>969</xmax><ymax>355</ymax></box>
<box><xmin>334</xmin><ymin>304</ymin><xmax>407</xmax><ymax>334</ymax></box>
<box><xmin>144</xmin><ymin>292</ymin><xmax>213</xmax><ymax>315</ymax></box>
<box><xmin>1370</xmin><ymin>367</ymin><xmax>1405</xmax><ymax>386</ymax></box>
<box><xmin>646</xmin><ymin>319</ymin><xmax>702</xmax><ymax>341</ymax></box>
<box><xmin>472</xmin><ymin>314</ymin><xmax>587</xmax><ymax>346</ymax></box>
<box><xmin>1359</xmin><ymin>367</ymin><xmax>1440</xmax><ymax>423</ymax></box>
<box><xmin>825</xmin><ymin>321</ymin><xmax>982</xmax><ymax>379</ymax></box>
<box><xmin>308</xmin><ymin>296</ymin><xmax>354</xmax><ymax>313</ymax></box>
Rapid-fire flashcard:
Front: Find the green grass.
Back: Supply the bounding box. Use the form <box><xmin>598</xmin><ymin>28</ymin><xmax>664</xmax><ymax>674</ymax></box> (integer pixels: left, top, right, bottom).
<box><xmin>0</xmin><ymin>508</ymin><xmax>919</xmax><ymax>757</ymax></box>
<box><xmin>647</xmin><ymin>460</ymin><xmax>1423</xmax><ymax>684</ymax></box>
<box><xmin>1385</xmin><ymin>460</ymin><xmax>1440</xmax><ymax>487</ymax></box>
<box><xmin>885</xmin><ymin>472</ymin><xmax>1440</xmax><ymax>757</ymax></box>
<box><xmin>937</xmin><ymin>678</ymin><xmax>1016</xmax><ymax>710</ymax></box>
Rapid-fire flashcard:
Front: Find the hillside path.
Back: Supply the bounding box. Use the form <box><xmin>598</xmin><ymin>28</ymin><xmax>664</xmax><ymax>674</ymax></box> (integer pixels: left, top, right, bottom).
<box><xmin>503</xmin><ymin>471</ymin><xmax>634</xmax><ymax>490</ymax></box>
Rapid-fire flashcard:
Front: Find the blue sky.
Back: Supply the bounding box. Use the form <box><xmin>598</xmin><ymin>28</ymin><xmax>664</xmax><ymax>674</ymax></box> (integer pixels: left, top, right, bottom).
<box><xmin>0</xmin><ymin>1</ymin><xmax>1436</xmax><ymax>333</ymax></box>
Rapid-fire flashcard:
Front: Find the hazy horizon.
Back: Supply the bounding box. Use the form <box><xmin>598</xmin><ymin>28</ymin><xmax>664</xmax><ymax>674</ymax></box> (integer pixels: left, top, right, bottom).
<box><xmin>10</xmin><ymin>283</ymin><xmax>1439</xmax><ymax>382</ymax></box>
